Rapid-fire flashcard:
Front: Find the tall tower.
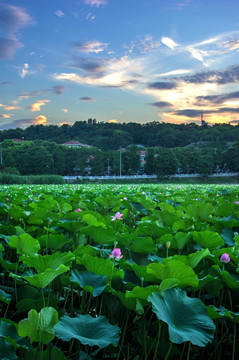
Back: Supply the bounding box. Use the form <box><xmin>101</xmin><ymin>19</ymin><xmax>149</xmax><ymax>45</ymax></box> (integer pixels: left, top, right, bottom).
<box><xmin>201</xmin><ymin>111</ymin><xmax>206</xmax><ymax>126</ymax></box>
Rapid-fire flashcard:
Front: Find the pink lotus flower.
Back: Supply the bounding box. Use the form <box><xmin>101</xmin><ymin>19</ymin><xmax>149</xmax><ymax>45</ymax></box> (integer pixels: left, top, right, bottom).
<box><xmin>220</xmin><ymin>253</ymin><xmax>230</xmax><ymax>264</ymax></box>
<box><xmin>6</xmin><ymin>198</ymin><xmax>9</xmax><ymax>202</ymax></box>
<box><xmin>110</xmin><ymin>248</ymin><xmax>123</xmax><ymax>259</ymax></box>
<box><xmin>235</xmin><ymin>201</ymin><xmax>239</xmax><ymax>205</ymax></box>
<box><xmin>111</xmin><ymin>211</ymin><xmax>123</xmax><ymax>221</ymax></box>
<box><xmin>76</xmin><ymin>208</ymin><xmax>82</xmax><ymax>213</ymax></box>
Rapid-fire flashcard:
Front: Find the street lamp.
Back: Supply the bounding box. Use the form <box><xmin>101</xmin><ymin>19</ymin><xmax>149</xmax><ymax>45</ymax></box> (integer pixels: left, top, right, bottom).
<box><xmin>119</xmin><ymin>149</ymin><xmax>122</xmax><ymax>176</ymax></box>
<box><xmin>107</xmin><ymin>158</ymin><xmax>110</xmax><ymax>176</ymax></box>
<box><xmin>0</xmin><ymin>143</ymin><xmax>2</xmax><ymax>164</ymax></box>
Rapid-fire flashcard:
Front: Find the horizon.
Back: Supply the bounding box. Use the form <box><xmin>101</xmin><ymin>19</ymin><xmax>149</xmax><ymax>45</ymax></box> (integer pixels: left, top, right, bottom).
<box><xmin>1</xmin><ymin>0</ymin><xmax>239</xmax><ymax>130</ymax></box>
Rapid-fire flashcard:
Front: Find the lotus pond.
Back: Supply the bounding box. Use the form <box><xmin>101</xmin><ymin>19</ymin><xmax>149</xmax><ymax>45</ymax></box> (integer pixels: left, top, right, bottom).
<box><xmin>0</xmin><ymin>183</ymin><xmax>239</xmax><ymax>359</ymax></box>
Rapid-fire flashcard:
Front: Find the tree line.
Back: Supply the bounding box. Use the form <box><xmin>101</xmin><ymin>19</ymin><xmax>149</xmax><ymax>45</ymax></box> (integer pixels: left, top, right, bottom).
<box><xmin>0</xmin><ymin>138</ymin><xmax>238</xmax><ymax>178</ymax></box>
<box><xmin>0</xmin><ymin>120</ymin><xmax>239</xmax><ymax>151</ymax></box>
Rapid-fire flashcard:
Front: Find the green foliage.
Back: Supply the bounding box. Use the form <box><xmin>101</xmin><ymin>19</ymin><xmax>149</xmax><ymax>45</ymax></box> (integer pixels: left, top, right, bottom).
<box><xmin>18</xmin><ymin>307</ymin><xmax>58</xmax><ymax>344</ymax></box>
<box><xmin>54</xmin><ymin>314</ymin><xmax>120</xmax><ymax>349</ymax></box>
<box><xmin>0</xmin><ymin>183</ymin><xmax>239</xmax><ymax>359</ymax></box>
<box><xmin>149</xmin><ymin>288</ymin><xmax>215</xmax><ymax>346</ymax></box>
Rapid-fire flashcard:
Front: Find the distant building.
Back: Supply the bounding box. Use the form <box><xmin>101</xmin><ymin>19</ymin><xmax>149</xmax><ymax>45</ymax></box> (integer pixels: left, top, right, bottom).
<box><xmin>140</xmin><ymin>150</ymin><xmax>147</xmax><ymax>170</ymax></box>
<box><xmin>61</xmin><ymin>140</ymin><xmax>92</xmax><ymax>148</ymax></box>
<box><xmin>10</xmin><ymin>138</ymin><xmax>24</xmax><ymax>143</ymax></box>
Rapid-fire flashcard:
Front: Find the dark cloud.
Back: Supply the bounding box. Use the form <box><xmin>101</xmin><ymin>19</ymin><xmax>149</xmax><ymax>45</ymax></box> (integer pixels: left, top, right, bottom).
<box><xmin>80</xmin><ymin>96</ymin><xmax>95</xmax><ymax>101</ymax></box>
<box><xmin>69</xmin><ymin>56</ymin><xmax>106</xmax><ymax>75</ymax></box>
<box><xmin>147</xmin><ymin>81</ymin><xmax>177</xmax><ymax>90</ymax></box>
<box><xmin>0</xmin><ymin>118</ymin><xmax>34</xmax><ymax>130</ymax></box>
<box><xmin>217</xmin><ymin>107</ymin><xmax>239</xmax><ymax>113</ymax></box>
<box><xmin>0</xmin><ymin>81</ymin><xmax>11</xmax><ymax>85</ymax></box>
<box><xmin>181</xmin><ymin>64</ymin><xmax>239</xmax><ymax>85</ymax></box>
<box><xmin>0</xmin><ymin>3</ymin><xmax>34</xmax><ymax>59</ymax></box>
<box><xmin>196</xmin><ymin>91</ymin><xmax>239</xmax><ymax>105</ymax></box>
<box><xmin>173</xmin><ymin>107</ymin><xmax>239</xmax><ymax>119</ymax></box>
<box><xmin>0</xmin><ymin>37</ymin><xmax>22</xmax><ymax>59</ymax></box>
<box><xmin>229</xmin><ymin>120</ymin><xmax>239</xmax><ymax>124</ymax></box>
<box><xmin>18</xmin><ymin>89</ymin><xmax>47</xmax><ymax>98</ymax></box>
<box><xmin>174</xmin><ymin>109</ymin><xmax>204</xmax><ymax>118</ymax></box>
<box><xmin>52</xmin><ymin>85</ymin><xmax>66</xmax><ymax>95</ymax></box>
<box><xmin>149</xmin><ymin>101</ymin><xmax>172</xmax><ymax>108</ymax></box>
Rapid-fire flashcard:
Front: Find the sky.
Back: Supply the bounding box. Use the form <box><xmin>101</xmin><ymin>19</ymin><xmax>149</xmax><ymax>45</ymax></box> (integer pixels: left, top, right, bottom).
<box><xmin>1</xmin><ymin>0</ymin><xmax>239</xmax><ymax>130</ymax></box>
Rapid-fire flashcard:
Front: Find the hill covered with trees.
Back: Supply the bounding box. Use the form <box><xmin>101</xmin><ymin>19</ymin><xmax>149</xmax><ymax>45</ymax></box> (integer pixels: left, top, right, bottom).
<box><xmin>1</xmin><ymin>120</ymin><xmax>239</xmax><ymax>151</ymax></box>
<box><xmin>0</xmin><ymin>121</ymin><xmax>239</xmax><ymax>177</ymax></box>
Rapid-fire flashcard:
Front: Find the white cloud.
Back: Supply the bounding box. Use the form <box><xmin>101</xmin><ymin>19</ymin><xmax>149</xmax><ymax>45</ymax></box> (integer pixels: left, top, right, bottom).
<box><xmin>0</xmin><ymin>114</ymin><xmax>14</xmax><ymax>118</ymax></box>
<box><xmin>55</xmin><ymin>10</ymin><xmax>65</xmax><ymax>17</ymax></box>
<box><xmin>84</xmin><ymin>0</ymin><xmax>107</xmax><ymax>7</ymax></box>
<box><xmin>19</xmin><ymin>63</ymin><xmax>34</xmax><ymax>78</ymax></box>
<box><xmin>53</xmin><ymin>56</ymin><xmax>144</xmax><ymax>88</ymax></box>
<box><xmin>29</xmin><ymin>99</ymin><xmax>50</xmax><ymax>112</ymax></box>
<box><xmin>61</xmin><ymin>108</ymin><xmax>68</xmax><ymax>113</ymax></box>
<box><xmin>74</xmin><ymin>40</ymin><xmax>108</xmax><ymax>53</ymax></box>
<box><xmin>161</xmin><ymin>37</ymin><xmax>179</xmax><ymax>50</ymax></box>
<box><xmin>158</xmin><ymin>69</ymin><xmax>192</xmax><ymax>76</ymax></box>
<box><xmin>86</xmin><ymin>13</ymin><xmax>95</xmax><ymax>21</ymax></box>
<box><xmin>33</xmin><ymin>115</ymin><xmax>47</xmax><ymax>125</ymax></box>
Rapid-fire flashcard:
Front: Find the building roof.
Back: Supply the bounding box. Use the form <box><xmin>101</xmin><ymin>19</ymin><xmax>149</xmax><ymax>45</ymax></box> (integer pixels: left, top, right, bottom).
<box><xmin>61</xmin><ymin>140</ymin><xmax>92</xmax><ymax>147</ymax></box>
<box><xmin>11</xmin><ymin>138</ymin><xmax>24</xmax><ymax>143</ymax></box>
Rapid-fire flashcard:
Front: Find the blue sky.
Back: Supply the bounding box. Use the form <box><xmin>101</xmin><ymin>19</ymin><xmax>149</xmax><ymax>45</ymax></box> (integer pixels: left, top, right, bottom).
<box><xmin>1</xmin><ymin>0</ymin><xmax>239</xmax><ymax>129</ymax></box>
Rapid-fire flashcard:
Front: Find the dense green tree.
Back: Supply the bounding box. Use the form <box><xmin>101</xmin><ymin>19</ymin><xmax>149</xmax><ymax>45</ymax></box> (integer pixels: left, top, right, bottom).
<box><xmin>154</xmin><ymin>148</ymin><xmax>178</xmax><ymax>178</ymax></box>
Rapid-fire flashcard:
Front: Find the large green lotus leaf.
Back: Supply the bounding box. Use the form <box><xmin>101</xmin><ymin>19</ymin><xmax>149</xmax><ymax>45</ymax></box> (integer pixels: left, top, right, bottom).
<box><xmin>83</xmin><ymin>214</ymin><xmax>106</xmax><ymax>228</ymax></box>
<box><xmin>136</xmin><ymin>222</ymin><xmax>163</xmax><ymax>238</ymax></box>
<box><xmin>130</xmin><ymin>201</ymin><xmax>148</xmax><ymax>215</ymax></box>
<box><xmin>148</xmin><ymin>289</ymin><xmax>215</xmax><ymax>346</ymax></box>
<box><xmin>21</xmin><ymin>264</ymin><xmax>69</xmax><ymax>288</ymax></box>
<box><xmin>38</xmin><ymin>234</ymin><xmax>71</xmax><ymax>250</ymax></box>
<box><xmin>0</xmin><ymin>289</ymin><xmax>11</xmax><ymax>304</ymax></box>
<box><xmin>159</xmin><ymin>278</ymin><xmax>180</xmax><ymax>293</ymax></box>
<box><xmin>80</xmin><ymin>226</ymin><xmax>116</xmax><ymax>245</ymax></box>
<box><xmin>18</xmin><ymin>307</ymin><xmax>58</xmax><ymax>344</ymax></box>
<box><xmin>54</xmin><ymin>314</ymin><xmax>120</xmax><ymax>349</ymax></box>
<box><xmin>192</xmin><ymin>231</ymin><xmax>224</xmax><ymax>250</ymax></box>
<box><xmin>174</xmin><ymin>232</ymin><xmax>192</xmax><ymax>250</ymax></box>
<box><xmin>20</xmin><ymin>252</ymin><xmax>75</xmax><ymax>273</ymax></box>
<box><xmin>9</xmin><ymin>233</ymin><xmax>40</xmax><ymax>256</ymax></box>
<box><xmin>172</xmin><ymin>219</ymin><xmax>194</xmax><ymax>231</ymax></box>
<box><xmin>0</xmin><ymin>337</ymin><xmax>18</xmax><ymax>360</ymax></box>
<box><xmin>215</xmin><ymin>216</ymin><xmax>239</xmax><ymax>229</ymax></box>
<box><xmin>171</xmin><ymin>248</ymin><xmax>210</xmax><ymax>269</ymax></box>
<box><xmin>220</xmin><ymin>228</ymin><xmax>235</xmax><ymax>246</ymax></box>
<box><xmin>26</xmin><ymin>214</ymin><xmax>43</xmax><ymax>225</ymax></box>
<box><xmin>126</xmin><ymin>285</ymin><xmax>158</xmax><ymax>301</ymax></box>
<box><xmin>211</xmin><ymin>265</ymin><xmax>239</xmax><ymax>289</ymax></box>
<box><xmin>77</xmin><ymin>254</ymin><xmax>124</xmax><ymax>280</ymax></box>
<box><xmin>185</xmin><ymin>203</ymin><xmax>214</xmax><ymax>221</ymax></box>
<box><xmin>70</xmin><ymin>269</ymin><xmax>107</xmax><ymax>297</ymax></box>
<box><xmin>207</xmin><ymin>305</ymin><xmax>239</xmax><ymax>323</ymax></box>
<box><xmin>216</xmin><ymin>203</ymin><xmax>235</xmax><ymax>217</ymax></box>
<box><xmin>160</xmin><ymin>211</ymin><xmax>179</xmax><ymax>227</ymax></box>
<box><xmin>23</xmin><ymin>346</ymin><xmax>66</xmax><ymax>360</ymax></box>
<box><xmin>130</xmin><ymin>263</ymin><xmax>159</xmax><ymax>283</ymax></box>
<box><xmin>0</xmin><ymin>243</ymin><xmax>4</xmax><ymax>252</ymax></box>
<box><xmin>73</xmin><ymin>245</ymin><xmax>98</xmax><ymax>258</ymax></box>
<box><xmin>131</xmin><ymin>237</ymin><xmax>157</xmax><ymax>254</ymax></box>
<box><xmin>57</xmin><ymin>220</ymin><xmax>80</xmax><ymax>233</ymax></box>
<box><xmin>0</xmin><ymin>320</ymin><xmax>21</xmax><ymax>343</ymax></box>
<box><xmin>147</xmin><ymin>260</ymin><xmax>198</xmax><ymax>288</ymax></box>
<box><xmin>60</xmin><ymin>202</ymin><xmax>72</xmax><ymax>213</ymax></box>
